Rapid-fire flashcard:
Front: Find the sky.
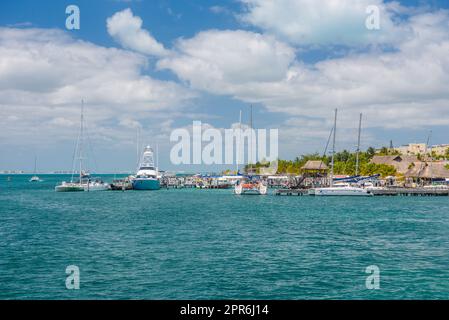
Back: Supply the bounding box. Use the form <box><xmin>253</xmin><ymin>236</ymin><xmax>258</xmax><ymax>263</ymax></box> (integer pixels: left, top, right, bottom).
<box><xmin>1</xmin><ymin>0</ymin><xmax>449</xmax><ymax>172</ymax></box>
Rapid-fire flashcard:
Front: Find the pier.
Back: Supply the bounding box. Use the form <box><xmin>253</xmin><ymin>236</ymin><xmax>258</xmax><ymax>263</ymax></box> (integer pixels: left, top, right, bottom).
<box><xmin>275</xmin><ymin>189</ymin><xmax>309</xmax><ymax>196</ymax></box>
<box><xmin>275</xmin><ymin>187</ymin><xmax>449</xmax><ymax>196</ymax></box>
<box><xmin>370</xmin><ymin>188</ymin><xmax>449</xmax><ymax>197</ymax></box>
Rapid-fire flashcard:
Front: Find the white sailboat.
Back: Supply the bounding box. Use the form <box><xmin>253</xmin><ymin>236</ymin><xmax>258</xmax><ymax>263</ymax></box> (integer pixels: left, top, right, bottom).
<box><xmin>29</xmin><ymin>156</ymin><xmax>41</xmax><ymax>182</ymax></box>
<box><xmin>55</xmin><ymin>100</ymin><xmax>109</xmax><ymax>192</ymax></box>
<box><xmin>312</xmin><ymin>109</ymin><xmax>373</xmax><ymax>197</ymax></box>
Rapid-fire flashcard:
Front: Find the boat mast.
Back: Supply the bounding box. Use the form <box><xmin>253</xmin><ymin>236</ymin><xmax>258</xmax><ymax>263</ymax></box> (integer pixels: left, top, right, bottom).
<box><xmin>79</xmin><ymin>99</ymin><xmax>84</xmax><ymax>182</ymax></box>
<box><xmin>330</xmin><ymin>108</ymin><xmax>337</xmax><ymax>187</ymax></box>
<box><xmin>355</xmin><ymin>113</ymin><xmax>362</xmax><ymax>176</ymax></box>
<box><xmin>33</xmin><ymin>156</ymin><xmax>37</xmax><ymax>174</ymax></box>
<box><xmin>250</xmin><ymin>105</ymin><xmax>253</xmax><ymax>172</ymax></box>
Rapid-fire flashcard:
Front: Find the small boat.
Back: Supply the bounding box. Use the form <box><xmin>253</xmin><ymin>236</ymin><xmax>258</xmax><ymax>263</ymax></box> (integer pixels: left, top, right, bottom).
<box><xmin>30</xmin><ymin>176</ymin><xmax>41</xmax><ymax>182</ymax></box>
<box><xmin>234</xmin><ymin>178</ymin><xmax>268</xmax><ymax>195</ymax></box>
<box><xmin>110</xmin><ymin>177</ymin><xmax>133</xmax><ymax>191</ymax></box>
<box><xmin>30</xmin><ymin>157</ymin><xmax>41</xmax><ymax>182</ymax></box>
<box><xmin>132</xmin><ymin>146</ymin><xmax>160</xmax><ymax>190</ymax></box>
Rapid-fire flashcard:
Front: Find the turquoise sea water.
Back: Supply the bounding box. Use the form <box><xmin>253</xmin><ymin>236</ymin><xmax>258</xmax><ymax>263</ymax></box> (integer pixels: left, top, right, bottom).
<box><xmin>0</xmin><ymin>174</ymin><xmax>448</xmax><ymax>300</ymax></box>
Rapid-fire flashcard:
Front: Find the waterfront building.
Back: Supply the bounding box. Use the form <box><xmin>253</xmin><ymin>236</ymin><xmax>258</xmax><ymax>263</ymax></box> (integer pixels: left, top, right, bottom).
<box><xmin>395</xmin><ymin>143</ymin><xmax>427</xmax><ymax>155</ymax></box>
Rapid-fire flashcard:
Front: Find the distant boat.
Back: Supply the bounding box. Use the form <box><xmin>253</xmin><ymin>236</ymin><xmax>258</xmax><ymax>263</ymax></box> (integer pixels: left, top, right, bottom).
<box><xmin>132</xmin><ymin>146</ymin><xmax>160</xmax><ymax>190</ymax></box>
<box><xmin>55</xmin><ymin>100</ymin><xmax>109</xmax><ymax>192</ymax></box>
<box><xmin>29</xmin><ymin>156</ymin><xmax>41</xmax><ymax>182</ymax></box>
<box><xmin>311</xmin><ymin>109</ymin><xmax>372</xmax><ymax>197</ymax></box>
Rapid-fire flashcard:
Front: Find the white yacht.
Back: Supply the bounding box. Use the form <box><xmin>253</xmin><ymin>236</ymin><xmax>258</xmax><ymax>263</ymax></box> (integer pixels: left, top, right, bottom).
<box><xmin>55</xmin><ymin>100</ymin><xmax>109</xmax><ymax>192</ymax></box>
<box><xmin>132</xmin><ymin>146</ymin><xmax>160</xmax><ymax>190</ymax></box>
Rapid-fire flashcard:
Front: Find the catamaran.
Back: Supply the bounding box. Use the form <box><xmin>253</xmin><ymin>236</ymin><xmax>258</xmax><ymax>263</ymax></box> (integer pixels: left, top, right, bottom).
<box><xmin>132</xmin><ymin>145</ymin><xmax>160</xmax><ymax>190</ymax></box>
<box><xmin>234</xmin><ymin>178</ymin><xmax>268</xmax><ymax>195</ymax></box>
<box><xmin>55</xmin><ymin>100</ymin><xmax>109</xmax><ymax>192</ymax></box>
<box><xmin>233</xmin><ymin>106</ymin><xmax>268</xmax><ymax>195</ymax></box>
<box><xmin>311</xmin><ymin>109</ymin><xmax>373</xmax><ymax>197</ymax></box>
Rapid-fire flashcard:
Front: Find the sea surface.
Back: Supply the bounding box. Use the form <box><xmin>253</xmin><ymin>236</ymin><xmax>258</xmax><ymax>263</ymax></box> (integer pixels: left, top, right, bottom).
<box><xmin>1</xmin><ymin>174</ymin><xmax>448</xmax><ymax>300</ymax></box>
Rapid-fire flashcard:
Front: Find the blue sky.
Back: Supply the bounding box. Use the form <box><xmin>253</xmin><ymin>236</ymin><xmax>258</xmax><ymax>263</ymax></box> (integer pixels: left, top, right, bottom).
<box><xmin>1</xmin><ymin>0</ymin><xmax>449</xmax><ymax>172</ymax></box>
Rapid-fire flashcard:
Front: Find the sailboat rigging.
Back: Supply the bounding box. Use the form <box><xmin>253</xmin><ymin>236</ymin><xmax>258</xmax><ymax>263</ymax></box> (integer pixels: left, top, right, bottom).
<box><xmin>55</xmin><ymin>100</ymin><xmax>109</xmax><ymax>192</ymax></box>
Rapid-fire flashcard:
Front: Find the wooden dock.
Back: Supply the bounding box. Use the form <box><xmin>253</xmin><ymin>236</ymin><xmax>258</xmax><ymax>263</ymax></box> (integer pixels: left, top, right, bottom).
<box><xmin>275</xmin><ymin>188</ymin><xmax>449</xmax><ymax>197</ymax></box>
<box><xmin>275</xmin><ymin>189</ymin><xmax>309</xmax><ymax>196</ymax></box>
<box><xmin>370</xmin><ymin>188</ymin><xmax>449</xmax><ymax>197</ymax></box>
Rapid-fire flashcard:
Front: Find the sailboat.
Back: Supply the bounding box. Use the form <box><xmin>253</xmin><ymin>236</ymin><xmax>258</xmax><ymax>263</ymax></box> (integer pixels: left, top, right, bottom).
<box><xmin>55</xmin><ymin>100</ymin><xmax>109</xmax><ymax>192</ymax></box>
<box><xmin>234</xmin><ymin>106</ymin><xmax>267</xmax><ymax>195</ymax></box>
<box><xmin>132</xmin><ymin>145</ymin><xmax>160</xmax><ymax>190</ymax></box>
<box><xmin>311</xmin><ymin>109</ymin><xmax>373</xmax><ymax>197</ymax></box>
<box><xmin>29</xmin><ymin>156</ymin><xmax>41</xmax><ymax>182</ymax></box>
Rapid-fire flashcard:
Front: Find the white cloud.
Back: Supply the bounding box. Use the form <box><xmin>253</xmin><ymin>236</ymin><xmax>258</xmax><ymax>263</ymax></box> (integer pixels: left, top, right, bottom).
<box><xmin>158</xmin><ymin>29</ymin><xmax>296</xmax><ymax>94</ymax></box>
<box><xmin>107</xmin><ymin>8</ymin><xmax>169</xmax><ymax>57</ymax></box>
<box><xmin>156</xmin><ymin>9</ymin><xmax>449</xmax><ymax>133</ymax></box>
<box><xmin>0</xmin><ymin>27</ymin><xmax>194</xmax><ymax>148</ymax></box>
<box><xmin>239</xmin><ymin>0</ymin><xmax>411</xmax><ymax>47</ymax></box>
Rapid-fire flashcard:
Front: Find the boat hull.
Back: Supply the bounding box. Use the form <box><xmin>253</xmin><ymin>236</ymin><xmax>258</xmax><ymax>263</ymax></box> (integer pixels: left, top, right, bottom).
<box><xmin>132</xmin><ymin>178</ymin><xmax>160</xmax><ymax>190</ymax></box>
<box><xmin>55</xmin><ymin>183</ymin><xmax>109</xmax><ymax>192</ymax></box>
<box><xmin>312</xmin><ymin>187</ymin><xmax>373</xmax><ymax>196</ymax></box>
<box><xmin>55</xmin><ymin>185</ymin><xmax>84</xmax><ymax>192</ymax></box>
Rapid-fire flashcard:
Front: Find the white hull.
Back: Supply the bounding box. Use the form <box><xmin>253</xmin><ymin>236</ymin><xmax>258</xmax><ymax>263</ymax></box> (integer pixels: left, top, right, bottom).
<box><xmin>55</xmin><ymin>182</ymin><xmax>109</xmax><ymax>192</ymax></box>
<box><xmin>84</xmin><ymin>183</ymin><xmax>110</xmax><ymax>191</ymax></box>
<box><xmin>312</xmin><ymin>186</ymin><xmax>373</xmax><ymax>196</ymax></box>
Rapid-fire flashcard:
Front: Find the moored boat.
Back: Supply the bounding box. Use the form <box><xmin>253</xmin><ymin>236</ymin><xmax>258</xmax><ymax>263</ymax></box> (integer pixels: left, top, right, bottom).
<box><xmin>132</xmin><ymin>146</ymin><xmax>160</xmax><ymax>191</ymax></box>
<box><xmin>234</xmin><ymin>178</ymin><xmax>268</xmax><ymax>195</ymax></box>
<box><xmin>309</xmin><ymin>109</ymin><xmax>373</xmax><ymax>197</ymax></box>
<box><xmin>55</xmin><ymin>100</ymin><xmax>109</xmax><ymax>192</ymax></box>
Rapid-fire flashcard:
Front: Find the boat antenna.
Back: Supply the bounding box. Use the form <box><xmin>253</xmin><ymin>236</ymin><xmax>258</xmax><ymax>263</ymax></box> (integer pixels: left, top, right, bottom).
<box><xmin>355</xmin><ymin>113</ymin><xmax>362</xmax><ymax>176</ymax></box>
<box><xmin>156</xmin><ymin>142</ymin><xmax>159</xmax><ymax>173</ymax></box>
<box><xmin>79</xmin><ymin>99</ymin><xmax>84</xmax><ymax>182</ymax></box>
<box><xmin>136</xmin><ymin>126</ymin><xmax>141</xmax><ymax>171</ymax></box>
<box><xmin>330</xmin><ymin>108</ymin><xmax>337</xmax><ymax>187</ymax></box>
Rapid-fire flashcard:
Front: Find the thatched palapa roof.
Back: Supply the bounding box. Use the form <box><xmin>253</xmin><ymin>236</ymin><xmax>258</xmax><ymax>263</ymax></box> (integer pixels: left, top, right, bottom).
<box><xmin>405</xmin><ymin>162</ymin><xmax>449</xmax><ymax>179</ymax></box>
<box><xmin>371</xmin><ymin>155</ymin><xmax>418</xmax><ymax>174</ymax></box>
<box><xmin>301</xmin><ymin>160</ymin><xmax>328</xmax><ymax>171</ymax></box>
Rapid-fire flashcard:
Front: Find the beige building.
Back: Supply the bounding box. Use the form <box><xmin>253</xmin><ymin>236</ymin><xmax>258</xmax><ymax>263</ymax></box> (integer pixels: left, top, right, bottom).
<box><xmin>395</xmin><ymin>143</ymin><xmax>427</xmax><ymax>155</ymax></box>
<box><xmin>431</xmin><ymin>144</ymin><xmax>449</xmax><ymax>156</ymax></box>
<box><xmin>395</xmin><ymin>143</ymin><xmax>449</xmax><ymax>156</ymax></box>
